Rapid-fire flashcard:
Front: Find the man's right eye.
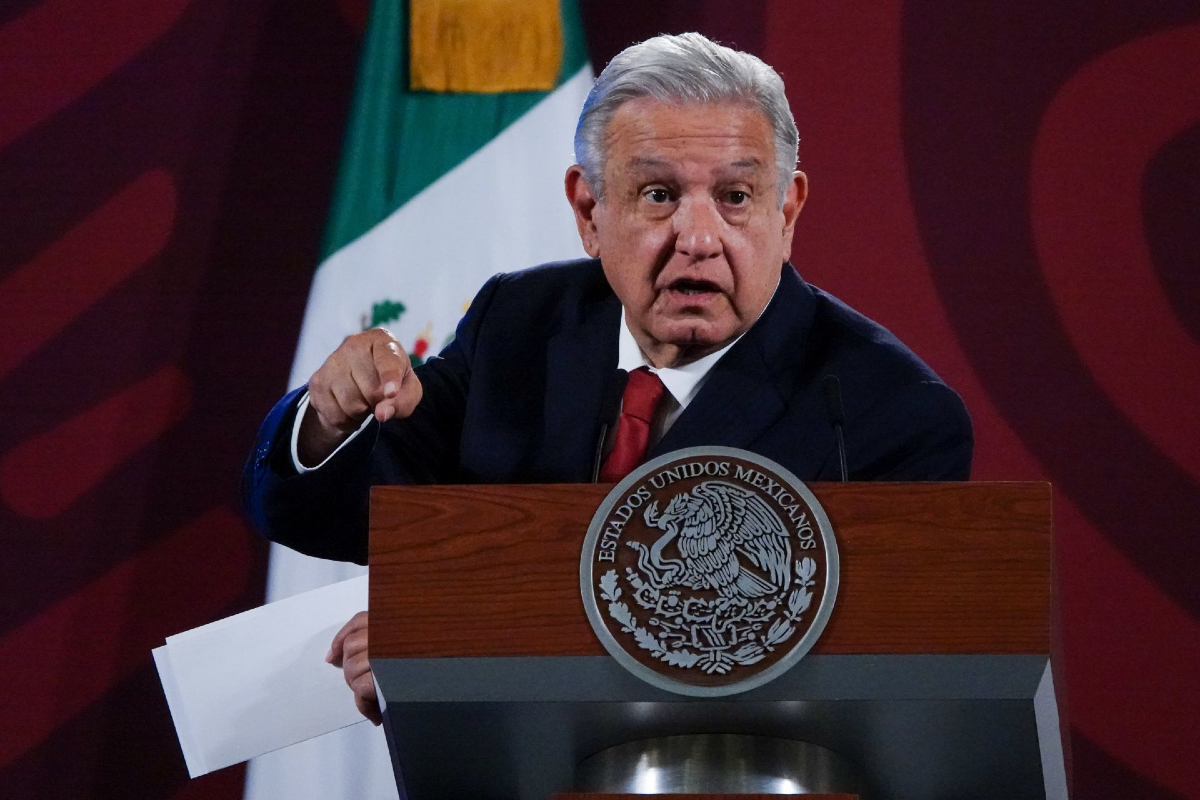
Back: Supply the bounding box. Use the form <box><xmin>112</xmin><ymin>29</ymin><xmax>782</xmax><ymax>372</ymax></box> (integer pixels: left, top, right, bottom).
<box><xmin>645</xmin><ymin>188</ymin><xmax>671</xmax><ymax>203</ymax></box>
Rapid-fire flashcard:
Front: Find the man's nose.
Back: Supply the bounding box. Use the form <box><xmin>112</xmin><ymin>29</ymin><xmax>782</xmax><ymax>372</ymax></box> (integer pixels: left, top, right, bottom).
<box><xmin>673</xmin><ymin>197</ymin><xmax>723</xmax><ymax>261</ymax></box>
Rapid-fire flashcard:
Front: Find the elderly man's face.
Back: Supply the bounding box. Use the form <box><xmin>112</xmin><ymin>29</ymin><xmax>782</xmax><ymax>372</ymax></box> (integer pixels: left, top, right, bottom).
<box><xmin>567</xmin><ymin>98</ymin><xmax>807</xmax><ymax>367</ymax></box>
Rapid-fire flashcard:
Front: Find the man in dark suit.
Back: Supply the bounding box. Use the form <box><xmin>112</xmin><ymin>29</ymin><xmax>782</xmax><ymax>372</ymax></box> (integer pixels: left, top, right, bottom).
<box><xmin>243</xmin><ymin>33</ymin><xmax>972</xmax><ymax>722</ymax></box>
<box><xmin>245</xmin><ymin>256</ymin><xmax>971</xmax><ymax>564</ymax></box>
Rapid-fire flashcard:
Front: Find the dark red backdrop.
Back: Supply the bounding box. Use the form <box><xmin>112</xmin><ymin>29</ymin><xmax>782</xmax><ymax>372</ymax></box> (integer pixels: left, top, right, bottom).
<box><xmin>1</xmin><ymin>1</ymin><xmax>1196</xmax><ymax>798</ymax></box>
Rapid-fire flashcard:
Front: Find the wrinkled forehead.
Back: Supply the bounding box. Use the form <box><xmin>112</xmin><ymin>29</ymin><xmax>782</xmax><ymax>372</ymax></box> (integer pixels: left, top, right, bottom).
<box><xmin>604</xmin><ymin>98</ymin><xmax>777</xmax><ymax>178</ymax></box>
<box><xmin>621</xmin><ymin>155</ymin><xmax>770</xmax><ymax>187</ymax></box>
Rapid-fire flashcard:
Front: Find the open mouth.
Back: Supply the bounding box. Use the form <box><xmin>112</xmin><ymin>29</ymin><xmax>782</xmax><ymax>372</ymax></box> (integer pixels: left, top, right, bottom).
<box><xmin>667</xmin><ymin>278</ymin><xmax>721</xmax><ymax>296</ymax></box>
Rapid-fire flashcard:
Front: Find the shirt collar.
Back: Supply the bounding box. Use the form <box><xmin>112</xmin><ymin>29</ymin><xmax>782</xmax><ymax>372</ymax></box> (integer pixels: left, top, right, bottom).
<box><xmin>616</xmin><ymin>312</ymin><xmax>740</xmax><ymax>409</ymax></box>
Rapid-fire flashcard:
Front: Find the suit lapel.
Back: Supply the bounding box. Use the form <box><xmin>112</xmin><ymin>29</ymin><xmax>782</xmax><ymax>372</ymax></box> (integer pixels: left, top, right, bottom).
<box><xmin>651</xmin><ymin>336</ymin><xmax>786</xmax><ymax>455</ymax></box>
<box><xmin>540</xmin><ymin>290</ymin><xmax>621</xmax><ymax>481</ymax></box>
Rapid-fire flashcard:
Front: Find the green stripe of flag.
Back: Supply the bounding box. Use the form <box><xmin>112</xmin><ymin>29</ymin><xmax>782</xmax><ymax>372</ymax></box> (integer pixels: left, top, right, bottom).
<box><xmin>321</xmin><ymin>0</ymin><xmax>590</xmax><ymax>259</ymax></box>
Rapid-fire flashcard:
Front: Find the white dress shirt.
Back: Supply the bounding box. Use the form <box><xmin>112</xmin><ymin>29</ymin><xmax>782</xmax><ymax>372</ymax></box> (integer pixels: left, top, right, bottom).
<box><xmin>614</xmin><ymin>307</ymin><xmax>740</xmax><ymax>448</ymax></box>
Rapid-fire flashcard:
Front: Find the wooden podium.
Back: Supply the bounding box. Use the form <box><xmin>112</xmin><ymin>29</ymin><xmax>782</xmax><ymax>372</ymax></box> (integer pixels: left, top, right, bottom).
<box><xmin>368</xmin><ymin>482</ymin><xmax>1065</xmax><ymax>799</ymax></box>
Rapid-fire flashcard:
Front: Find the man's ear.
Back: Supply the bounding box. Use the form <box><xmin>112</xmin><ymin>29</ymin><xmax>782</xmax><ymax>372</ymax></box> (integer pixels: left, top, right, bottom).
<box><xmin>565</xmin><ymin>165</ymin><xmax>601</xmax><ymax>258</ymax></box>
<box><xmin>779</xmin><ymin>170</ymin><xmax>809</xmax><ymax>253</ymax></box>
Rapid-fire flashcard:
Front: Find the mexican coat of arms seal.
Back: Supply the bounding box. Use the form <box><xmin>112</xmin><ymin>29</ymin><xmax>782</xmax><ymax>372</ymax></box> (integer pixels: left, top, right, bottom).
<box><xmin>580</xmin><ymin>447</ymin><xmax>839</xmax><ymax>696</ymax></box>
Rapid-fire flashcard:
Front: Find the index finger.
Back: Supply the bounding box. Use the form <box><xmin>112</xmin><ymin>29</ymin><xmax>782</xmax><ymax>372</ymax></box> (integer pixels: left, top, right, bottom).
<box><xmin>370</xmin><ymin>334</ymin><xmax>410</xmax><ymax>400</ymax></box>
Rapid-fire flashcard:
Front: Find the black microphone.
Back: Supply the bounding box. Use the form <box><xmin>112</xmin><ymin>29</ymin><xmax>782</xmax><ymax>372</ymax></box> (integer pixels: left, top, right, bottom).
<box><xmin>822</xmin><ymin>374</ymin><xmax>848</xmax><ymax>482</ymax></box>
<box><xmin>592</xmin><ymin>369</ymin><xmax>629</xmax><ymax>482</ymax></box>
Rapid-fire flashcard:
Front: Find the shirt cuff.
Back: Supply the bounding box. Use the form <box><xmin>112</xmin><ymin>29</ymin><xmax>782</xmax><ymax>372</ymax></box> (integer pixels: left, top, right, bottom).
<box><xmin>290</xmin><ymin>391</ymin><xmax>374</xmax><ymax>473</ymax></box>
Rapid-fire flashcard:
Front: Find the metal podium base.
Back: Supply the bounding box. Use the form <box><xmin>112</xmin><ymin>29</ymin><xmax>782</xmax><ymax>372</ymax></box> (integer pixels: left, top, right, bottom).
<box><xmin>375</xmin><ymin>654</ymin><xmax>1065</xmax><ymax>799</ymax></box>
<box><xmin>573</xmin><ymin>734</ymin><xmax>864</xmax><ymax>795</ymax></box>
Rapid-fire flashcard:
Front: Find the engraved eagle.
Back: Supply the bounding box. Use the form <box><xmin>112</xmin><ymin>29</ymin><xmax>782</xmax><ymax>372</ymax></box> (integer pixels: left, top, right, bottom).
<box><xmin>631</xmin><ymin>480</ymin><xmax>792</xmax><ymax>599</ymax></box>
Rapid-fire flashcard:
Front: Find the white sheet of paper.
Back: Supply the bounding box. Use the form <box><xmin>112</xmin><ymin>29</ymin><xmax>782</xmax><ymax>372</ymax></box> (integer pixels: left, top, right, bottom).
<box><xmin>153</xmin><ymin>645</ymin><xmax>206</xmax><ymax>777</ymax></box>
<box><xmin>153</xmin><ymin>574</ymin><xmax>370</xmax><ymax>777</ymax></box>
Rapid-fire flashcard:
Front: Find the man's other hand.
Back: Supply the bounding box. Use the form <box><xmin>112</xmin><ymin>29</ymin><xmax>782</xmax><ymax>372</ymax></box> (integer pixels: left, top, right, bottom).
<box><xmin>326</xmin><ymin>610</ymin><xmax>381</xmax><ymax>726</ymax></box>
<box><xmin>298</xmin><ymin>328</ymin><xmax>423</xmax><ymax>465</ymax></box>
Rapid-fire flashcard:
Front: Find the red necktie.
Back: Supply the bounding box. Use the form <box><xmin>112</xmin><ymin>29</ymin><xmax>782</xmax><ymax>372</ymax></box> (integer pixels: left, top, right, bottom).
<box><xmin>600</xmin><ymin>367</ymin><xmax>668</xmax><ymax>482</ymax></box>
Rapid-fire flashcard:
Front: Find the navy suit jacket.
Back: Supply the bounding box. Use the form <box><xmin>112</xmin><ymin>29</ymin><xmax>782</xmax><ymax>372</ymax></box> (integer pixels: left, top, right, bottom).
<box><xmin>243</xmin><ymin>259</ymin><xmax>972</xmax><ymax>564</ymax></box>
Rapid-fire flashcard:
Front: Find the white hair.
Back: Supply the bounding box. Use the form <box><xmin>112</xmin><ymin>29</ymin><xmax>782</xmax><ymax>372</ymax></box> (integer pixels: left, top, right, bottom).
<box><xmin>573</xmin><ymin>32</ymin><xmax>799</xmax><ymax>206</ymax></box>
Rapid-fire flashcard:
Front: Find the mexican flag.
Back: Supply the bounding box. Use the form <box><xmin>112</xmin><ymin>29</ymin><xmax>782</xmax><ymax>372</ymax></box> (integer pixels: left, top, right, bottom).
<box><xmin>245</xmin><ymin>0</ymin><xmax>591</xmax><ymax>796</ymax></box>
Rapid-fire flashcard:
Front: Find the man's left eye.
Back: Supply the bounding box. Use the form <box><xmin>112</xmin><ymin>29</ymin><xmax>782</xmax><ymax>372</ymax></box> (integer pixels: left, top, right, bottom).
<box><xmin>726</xmin><ymin>191</ymin><xmax>749</xmax><ymax>205</ymax></box>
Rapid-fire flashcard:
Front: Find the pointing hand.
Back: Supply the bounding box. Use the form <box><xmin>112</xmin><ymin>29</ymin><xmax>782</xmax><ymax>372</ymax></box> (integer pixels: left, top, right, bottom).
<box><xmin>298</xmin><ymin>328</ymin><xmax>423</xmax><ymax>465</ymax></box>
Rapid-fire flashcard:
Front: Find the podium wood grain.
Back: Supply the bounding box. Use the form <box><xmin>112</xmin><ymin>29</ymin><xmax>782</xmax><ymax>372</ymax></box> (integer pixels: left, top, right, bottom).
<box><xmin>369</xmin><ymin>482</ymin><xmax>1051</xmax><ymax>658</ymax></box>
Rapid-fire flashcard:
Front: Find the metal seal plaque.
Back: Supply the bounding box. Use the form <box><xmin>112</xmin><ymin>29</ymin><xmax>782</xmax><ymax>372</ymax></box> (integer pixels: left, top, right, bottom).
<box><xmin>580</xmin><ymin>447</ymin><xmax>839</xmax><ymax>696</ymax></box>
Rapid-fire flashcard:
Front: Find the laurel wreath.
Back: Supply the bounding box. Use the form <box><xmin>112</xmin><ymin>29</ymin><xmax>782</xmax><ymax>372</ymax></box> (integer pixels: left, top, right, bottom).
<box><xmin>598</xmin><ymin>557</ymin><xmax>818</xmax><ymax>674</ymax></box>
